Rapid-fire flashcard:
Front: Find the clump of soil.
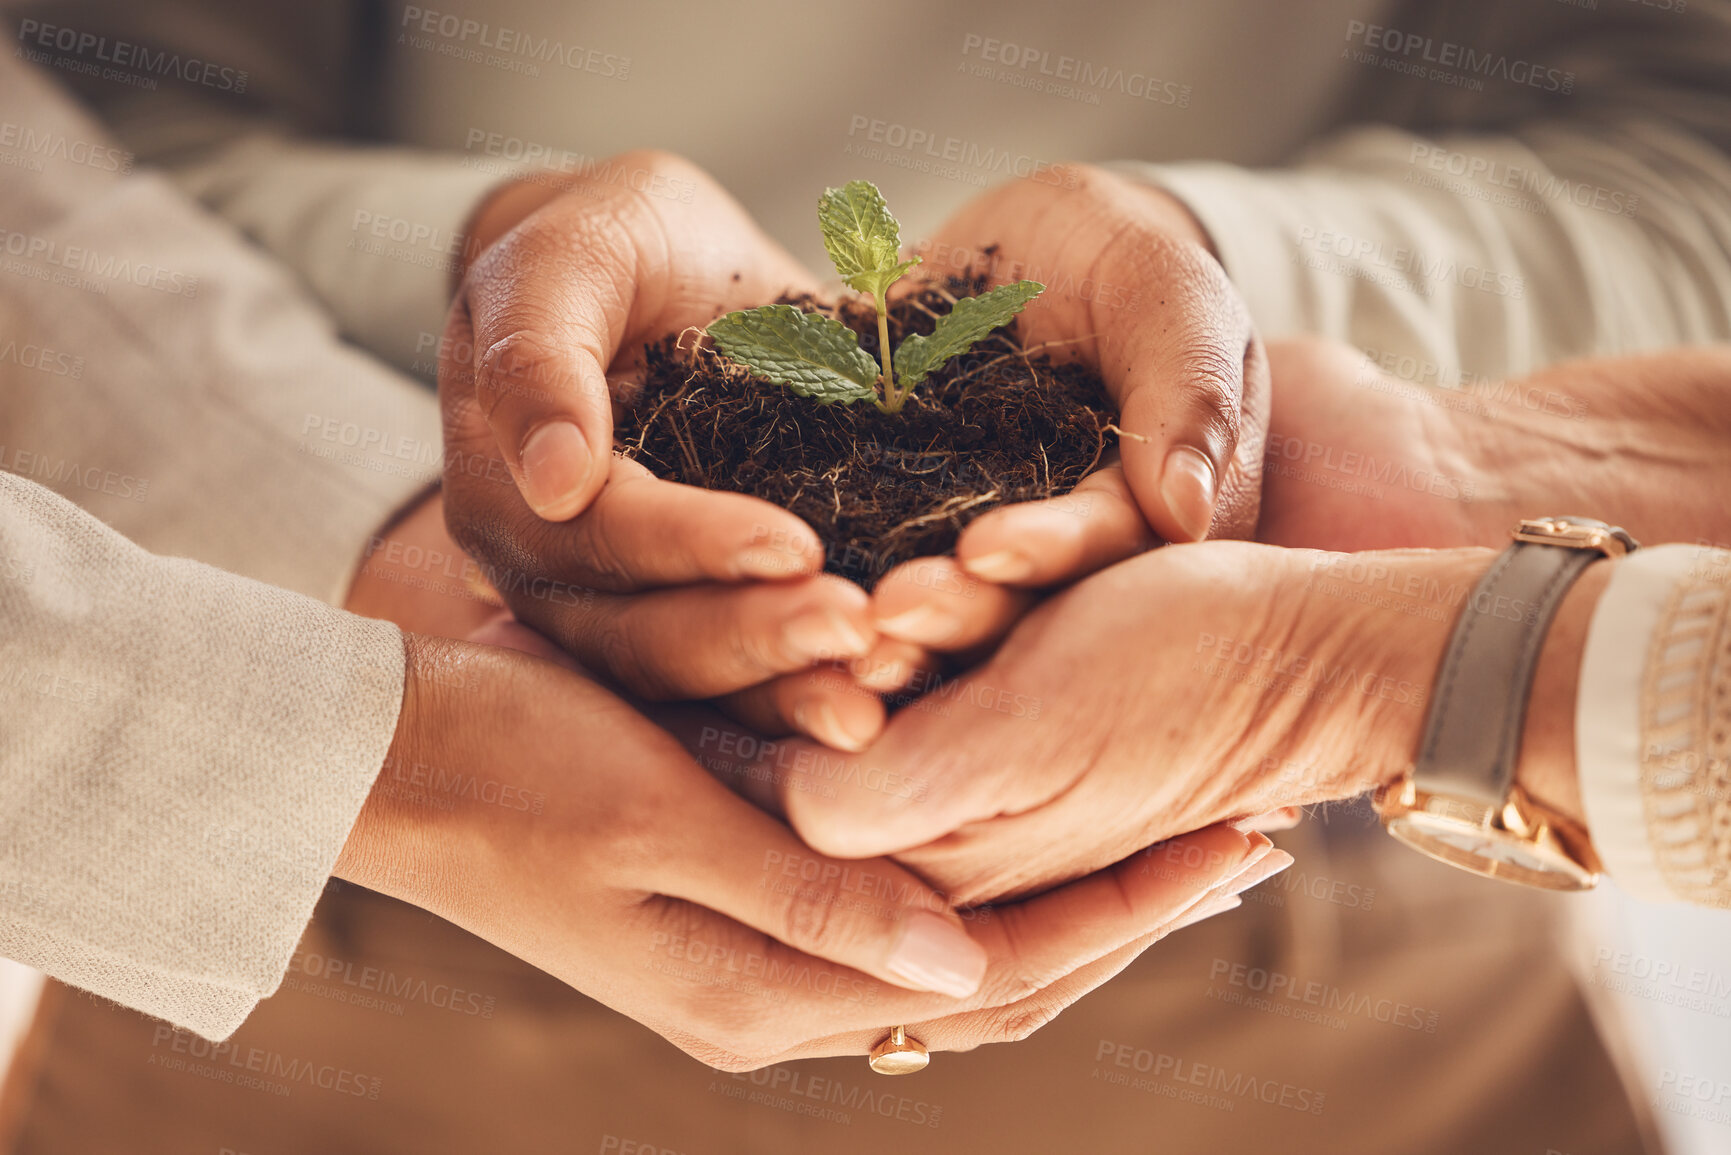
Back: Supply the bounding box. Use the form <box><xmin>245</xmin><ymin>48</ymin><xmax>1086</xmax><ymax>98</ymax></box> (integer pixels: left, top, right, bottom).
<box><xmin>615</xmin><ymin>267</ymin><xmax>1117</xmax><ymax>589</ymax></box>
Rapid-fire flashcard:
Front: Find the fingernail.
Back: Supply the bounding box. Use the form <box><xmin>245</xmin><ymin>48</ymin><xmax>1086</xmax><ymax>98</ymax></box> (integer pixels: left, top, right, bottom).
<box><xmin>963</xmin><ymin>549</ymin><xmax>1035</xmax><ymax>583</ymax></box>
<box><xmin>737</xmin><ymin>538</ymin><xmax>819</xmax><ymax>579</ymax></box>
<box><xmin>1216</xmin><ymin>831</ymin><xmax>1273</xmax><ymax>888</ymax></box>
<box><xmin>794</xmin><ymin>699</ymin><xmax>872</xmax><ymax>753</ymax></box>
<box><xmin>1226</xmin><ymin>849</ymin><xmax>1294</xmax><ymax>897</ymax></box>
<box><xmin>876</xmin><ymin>604</ymin><xmax>963</xmax><ymax>645</ymax></box>
<box><xmin>1165</xmin><ymin>894</ymin><xmax>1242</xmax><ymax>934</ymax></box>
<box><xmin>855</xmin><ymin>655</ymin><xmax>913</xmax><ymax>692</ymax></box>
<box><xmin>886</xmin><ymin>911</ymin><xmax>987</xmax><ymax>998</ymax></box>
<box><xmin>1160</xmin><ymin>446</ymin><xmax>1217</xmax><ymax>542</ymax></box>
<box><xmin>519</xmin><ymin>421</ymin><xmax>592</xmax><ymax>519</ymax></box>
<box><xmin>784</xmin><ymin>607</ymin><xmax>873</xmax><ymax>662</ymax></box>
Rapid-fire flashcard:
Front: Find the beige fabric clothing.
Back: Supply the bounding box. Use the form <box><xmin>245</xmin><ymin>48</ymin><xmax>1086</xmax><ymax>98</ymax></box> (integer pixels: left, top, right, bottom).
<box><xmin>0</xmin><ymin>35</ymin><xmax>442</xmax><ymax>1042</ymax></box>
<box><xmin>0</xmin><ymin>44</ymin><xmax>444</xmax><ymax>601</ymax></box>
<box><xmin>20</xmin><ymin>0</ymin><xmax>1731</xmax><ymax>387</ymax></box>
<box><xmin>0</xmin><ymin>473</ymin><xmax>404</xmax><ymax>1038</ymax></box>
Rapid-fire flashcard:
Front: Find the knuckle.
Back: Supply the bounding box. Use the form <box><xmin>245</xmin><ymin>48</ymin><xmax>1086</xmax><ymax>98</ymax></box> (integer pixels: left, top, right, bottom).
<box><xmin>986</xmin><ymin>998</ymin><xmax>1066</xmax><ymax>1044</ymax></box>
<box><xmin>989</xmin><ymin>969</ymin><xmax>1047</xmax><ymax>1006</ymax></box>
<box><xmin>1181</xmin><ymin>353</ymin><xmax>1246</xmax><ymax>448</ymax></box>
<box><xmin>587</xmin><ymin>607</ymin><xmax>671</xmax><ymax>699</ymax></box>
<box><xmin>698</xmin><ymin>1014</ymin><xmax>786</xmax><ymax>1067</ymax></box>
<box><xmin>780</xmin><ymin>877</ymin><xmax>848</xmax><ymax>956</ymax></box>
<box><xmin>675</xmin><ymin>1005</ymin><xmax>774</xmax><ymax>1072</ymax></box>
<box><xmin>472</xmin><ymin>330</ymin><xmax>537</xmax><ymax>407</ymax></box>
<box><xmin>438</xmin><ymin>371</ymin><xmax>487</xmax><ymax>436</ymax></box>
<box><xmin>473</xmin><ymin>221</ymin><xmax>627</xmax><ymax>347</ymax></box>
<box><xmin>973</xmin><ymin>917</ymin><xmax>1058</xmax><ymax>1006</ymax></box>
<box><xmin>567</xmin><ymin>502</ymin><xmax>637</xmax><ymax>590</ymax></box>
<box><xmin>477</xmin><ymin>332</ymin><xmax>588</xmax><ymax>420</ymax></box>
<box><xmin>725</xmin><ymin>612</ymin><xmax>785</xmax><ymax>679</ymax></box>
<box><xmin>472</xmin><ymin>221</ymin><xmax>565</xmax><ymax>287</ymax></box>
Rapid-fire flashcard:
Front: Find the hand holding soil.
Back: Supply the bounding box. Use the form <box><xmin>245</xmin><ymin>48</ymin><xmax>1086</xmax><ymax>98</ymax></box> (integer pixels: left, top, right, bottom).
<box><xmin>437</xmin><ymin>153</ymin><xmax>1272</xmax><ymax>757</ymax></box>
<box><xmin>436</xmin><ymin>150</ymin><xmax>889</xmax><ymax>750</ymax></box>
<box><xmin>863</xmin><ymin>166</ymin><xmax>1270</xmax><ymax>653</ymax></box>
<box><xmin>617</xmin><ymin>181</ymin><xmax>1110</xmax><ymax>593</ymax></box>
<box><xmin>620</xmin><ymin>173</ymin><xmax>1269</xmax><ymax>668</ymax></box>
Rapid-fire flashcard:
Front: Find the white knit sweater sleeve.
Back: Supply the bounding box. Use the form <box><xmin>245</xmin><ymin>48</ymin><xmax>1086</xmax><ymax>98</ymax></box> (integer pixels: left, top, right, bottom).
<box><xmin>1579</xmin><ymin>544</ymin><xmax>1731</xmax><ymax>908</ymax></box>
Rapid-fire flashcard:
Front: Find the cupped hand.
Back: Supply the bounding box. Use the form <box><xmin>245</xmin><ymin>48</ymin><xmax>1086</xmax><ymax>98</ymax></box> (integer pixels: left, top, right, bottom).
<box><xmin>333</xmin><ymin>633</ymin><xmax>1268</xmax><ymax>1069</ymax></box>
<box><xmin>862</xmin><ymin>167</ymin><xmax>1268</xmax><ymax>656</ymax></box>
<box><xmin>437</xmin><ymin>149</ymin><xmax>884</xmax><ymax>745</ymax></box>
<box><xmin>770</xmin><ymin>540</ymin><xmax>1490</xmax><ymax>906</ymax></box>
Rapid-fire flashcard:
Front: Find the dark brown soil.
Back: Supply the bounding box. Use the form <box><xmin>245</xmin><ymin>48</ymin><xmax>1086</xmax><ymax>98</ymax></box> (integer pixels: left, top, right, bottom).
<box><xmin>615</xmin><ymin>268</ymin><xmax>1118</xmax><ymax>589</ymax></box>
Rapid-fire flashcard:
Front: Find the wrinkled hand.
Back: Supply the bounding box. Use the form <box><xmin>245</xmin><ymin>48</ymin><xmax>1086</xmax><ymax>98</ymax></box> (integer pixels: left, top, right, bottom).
<box><xmin>764</xmin><ymin>541</ymin><xmax>1489</xmax><ymax>905</ymax></box>
<box><xmin>785</xmin><ymin>343</ymin><xmax>1731</xmax><ymax>902</ymax></box>
<box><xmin>437</xmin><ymin>149</ymin><xmax>886</xmax><ymax>748</ymax></box>
<box><xmin>333</xmin><ymin>632</ymin><xmax>1268</xmax><ymax>1068</ymax></box>
<box><xmin>1255</xmin><ymin>337</ymin><xmax>1731</xmax><ymax>553</ymax></box>
<box><xmin>858</xmin><ymin>167</ymin><xmax>1270</xmax><ymax>659</ymax></box>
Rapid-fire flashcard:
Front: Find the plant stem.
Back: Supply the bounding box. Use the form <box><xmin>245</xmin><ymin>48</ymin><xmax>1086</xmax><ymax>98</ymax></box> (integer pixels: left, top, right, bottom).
<box><xmin>873</xmin><ymin>295</ymin><xmax>901</xmax><ymax>413</ymax></box>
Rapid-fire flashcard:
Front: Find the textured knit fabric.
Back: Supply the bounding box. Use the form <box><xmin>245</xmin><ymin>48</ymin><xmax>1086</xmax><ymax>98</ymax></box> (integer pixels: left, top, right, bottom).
<box><xmin>0</xmin><ymin>473</ymin><xmax>403</xmax><ymax>1038</ymax></box>
<box><xmin>1580</xmin><ymin>544</ymin><xmax>1731</xmax><ymax>908</ymax></box>
<box><xmin>1574</xmin><ymin>545</ymin><xmax>1731</xmax><ymax>1155</ymax></box>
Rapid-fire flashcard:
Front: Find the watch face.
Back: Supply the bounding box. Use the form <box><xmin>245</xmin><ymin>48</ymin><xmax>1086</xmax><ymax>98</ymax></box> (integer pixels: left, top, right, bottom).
<box><xmin>1420</xmin><ymin>824</ymin><xmax>1548</xmax><ymax>869</ymax></box>
<box><xmin>1387</xmin><ymin>813</ymin><xmax>1596</xmax><ymax>891</ymax></box>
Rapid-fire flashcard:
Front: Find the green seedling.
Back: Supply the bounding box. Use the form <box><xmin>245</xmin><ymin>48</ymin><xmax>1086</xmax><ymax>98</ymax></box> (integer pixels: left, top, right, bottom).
<box><xmin>706</xmin><ymin>180</ymin><xmax>1042</xmax><ymax>414</ymax></box>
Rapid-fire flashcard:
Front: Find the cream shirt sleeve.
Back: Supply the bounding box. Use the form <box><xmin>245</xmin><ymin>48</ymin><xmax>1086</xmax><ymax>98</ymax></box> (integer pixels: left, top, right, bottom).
<box><xmin>0</xmin><ymin>48</ymin><xmax>443</xmax><ymax>604</ymax></box>
<box><xmin>1578</xmin><ymin>544</ymin><xmax>1731</xmax><ymax>908</ymax></box>
<box><xmin>5</xmin><ymin>0</ymin><xmax>514</xmax><ymax>379</ymax></box>
<box><xmin>163</xmin><ymin>134</ymin><xmax>514</xmax><ymax>378</ymax></box>
<box><xmin>0</xmin><ymin>473</ymin><xmax>403</xmax><ymax>1039</ymax></box>
<box><xmin>1113</xmin><ymin>1</ymin><xmax>1731</xmax><ymax>384</ymax></box>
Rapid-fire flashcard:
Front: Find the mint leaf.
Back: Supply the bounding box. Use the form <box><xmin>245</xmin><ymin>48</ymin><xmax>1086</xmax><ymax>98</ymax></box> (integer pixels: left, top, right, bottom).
<box><xmin>818</xmin><ymin>180</ymin><xmax>920</xmax><ymax>299</ymax></box>
<box><xmin>706</xmin><ymin>305</ymin><xmax>880</xmax><ymax>405</ymax></box>
<box><xmin>893</xmin><ymin>280</ymin><xmax>1044</xmax><ymax>387</ymax></box>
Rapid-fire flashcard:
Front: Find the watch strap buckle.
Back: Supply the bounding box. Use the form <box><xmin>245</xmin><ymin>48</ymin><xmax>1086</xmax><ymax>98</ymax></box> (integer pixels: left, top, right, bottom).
<box><xmin>1513</xmin><ymin>517</ymin><xmax>1637</xmax><ymax>557</ymax></box>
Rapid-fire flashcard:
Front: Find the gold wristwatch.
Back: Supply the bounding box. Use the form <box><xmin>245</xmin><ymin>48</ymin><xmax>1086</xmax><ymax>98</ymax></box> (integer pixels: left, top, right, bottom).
<box><xmin>1373</xmin><ymin>517</ymin><xmax>1637</xmax><ymax>891</ymax></box>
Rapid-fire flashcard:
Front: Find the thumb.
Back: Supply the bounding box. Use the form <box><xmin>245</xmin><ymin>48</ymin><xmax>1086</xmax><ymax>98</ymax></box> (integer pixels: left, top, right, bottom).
<box><xmin>1106</xmin><ymin>256</ymin><xmax>1260</xmax><ymax>544</ymax></box>
<box><xmin>1116</xmin><ymin>329</ymin><xmax>1269</xmax><ymax>544</ymax></box>
<box><xmin>1028</xmin><ymin>173</ymin><xmax>1264</xmax><ymax>544</ymax></box>
<box><xmin>758</xmin><ymin>700</ymin><xmax>1016</xmax><ymax>859</ymax></box>
<box><xmin>454</xmin><ymin>199</ymin><xmax>636</xmax><ymax>522</ymax></box>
